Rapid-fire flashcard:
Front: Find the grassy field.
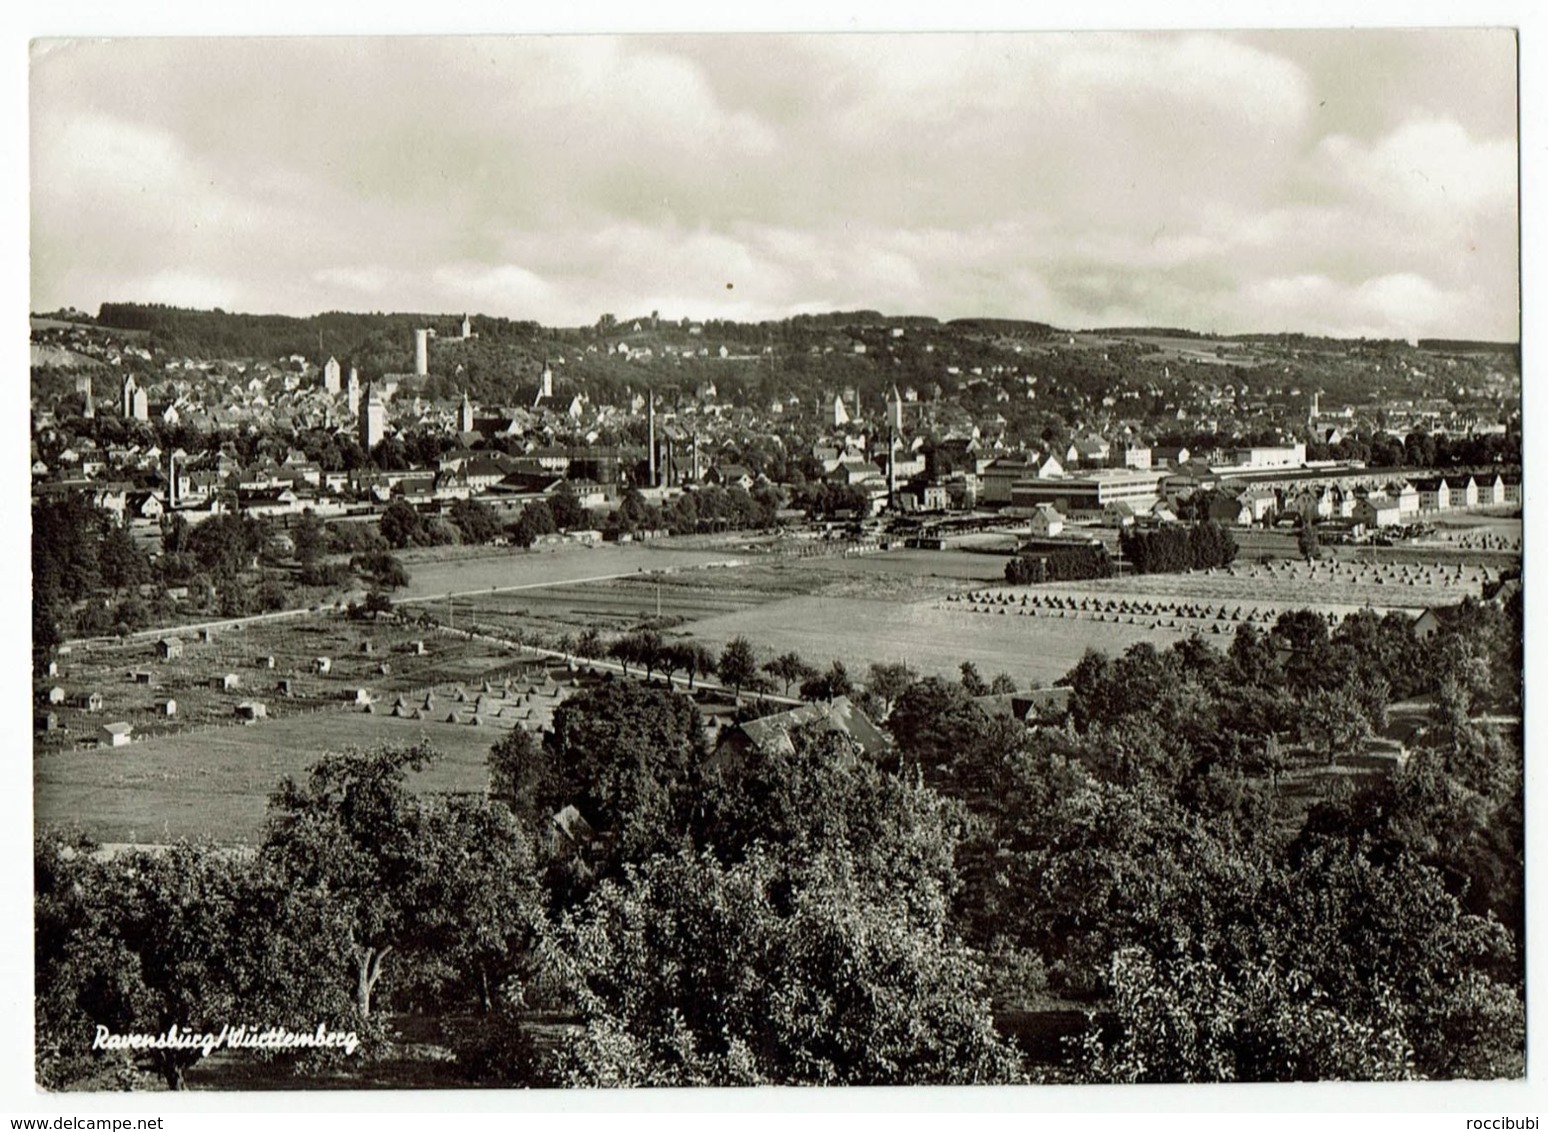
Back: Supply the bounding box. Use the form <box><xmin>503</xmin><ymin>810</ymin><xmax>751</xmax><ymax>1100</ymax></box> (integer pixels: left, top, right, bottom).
<box><xmin>680</xmin><ymin>593</ymin><xmax>1174</xmax><ymax>688</ymax></box>
<box><xmin>397</xmin><ymin>544</ymin><xmax>1507</xmax><ymax>689</ymax></box>
<box><xmin>35</xmin><ymin>710</ymin><xmax>509</xmax><ymax>845</ymax></box>
<box><xmin>397</xmin><ymin>542</ymin><xmax>746</xmax><ymax>599</ymax></box>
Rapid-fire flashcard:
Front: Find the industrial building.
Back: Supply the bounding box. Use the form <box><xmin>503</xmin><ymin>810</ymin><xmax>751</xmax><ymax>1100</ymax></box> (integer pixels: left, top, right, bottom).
<box><xmin>1008</xmin><ymin>468</ymin><xmax>1165</xmax><ymax>517</ymax></box>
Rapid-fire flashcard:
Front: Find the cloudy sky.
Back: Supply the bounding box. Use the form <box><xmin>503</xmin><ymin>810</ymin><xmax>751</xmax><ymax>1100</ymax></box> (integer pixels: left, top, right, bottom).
<box><xmin>29</xmin><ymin>30</ymin><xmax>1519</xmax><ymax>339</ymax></box>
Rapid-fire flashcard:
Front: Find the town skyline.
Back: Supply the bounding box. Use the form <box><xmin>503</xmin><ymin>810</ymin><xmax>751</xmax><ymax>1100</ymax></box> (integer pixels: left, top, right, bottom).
<box><xmin>31</xmin><ymin>30</ymin><xmax>1519</xmax><ymax>342</ymax></box>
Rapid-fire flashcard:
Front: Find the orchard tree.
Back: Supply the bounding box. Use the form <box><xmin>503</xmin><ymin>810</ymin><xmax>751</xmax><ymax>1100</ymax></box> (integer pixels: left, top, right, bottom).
<box><xmin>864</xmin><ymin>661</ymin><xmax>919</xmax><ymax>720</ymax></box>
<box><xmin>1298</xmin><ymin>521</ymin><xmax>1320</xmax><ymax>561</ymax></box>
<box><xmin>763</xmin><ymin>651</ymin><xmax>817</xmax><ymax>697</ymax></box>
<box><xmin>1298</xmin><ymin>686</ymin><xmax>1373</xmax><ymax>764</ymax></box>
<box><xmin>549</xmin><ymin>483</ymin><xmax>588</xmax><ymax>531</ymax></box>
<box><xmin>799</xmin><ymin>660</ymin><xmax>855</xmax><ymax>704</ymax></box>
<box><xmin>717</xmin><ymin>636</ymin><xmax>759</xmax><ymax>698</ymax></box>
<box><xmin>666</xmin><ymin>641</ymin><xmax>718</xmax><ymax>691</ymax></box>
<box><xmin>292</xmin><ymin>508</ymin><xmax>325</xmax><ymax>567</ymax></box>
<box><xmin>379</xmin><ymin>499</ymin><xmax>423</xmax><ymax>549</ymax></box>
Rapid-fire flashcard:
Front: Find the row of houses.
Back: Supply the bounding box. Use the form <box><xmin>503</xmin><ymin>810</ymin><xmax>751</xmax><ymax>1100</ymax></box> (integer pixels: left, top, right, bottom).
<box><xmin>1000</xmin><ymin>466</ymin><xmax>1520</xmax><ymax>529</ymax></box>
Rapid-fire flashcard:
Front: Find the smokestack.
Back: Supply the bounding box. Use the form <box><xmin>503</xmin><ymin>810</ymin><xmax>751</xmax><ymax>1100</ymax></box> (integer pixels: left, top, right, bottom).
<box><xmin>414</xmin><ymin>329</ymin><xmax>429</xmax><ymax>376</ymax></box>
<box><xmin>692</xmin><ymin>434</ymin><xmax>700</xmax><ymax>483</ymax></box>
<box><xmin>168</xmin><ymin>451</ymin><xmax>178</xmax><ymax>509</ymax></box>
<box><xmin>647</xmin><ymin>393</ymin><xmax>657</xmax><ymax>488</ymax></box>
<box><xmin>888</xmin><ymin>427</ymin><xmax>897</xmax><ymax>506</ymax></box>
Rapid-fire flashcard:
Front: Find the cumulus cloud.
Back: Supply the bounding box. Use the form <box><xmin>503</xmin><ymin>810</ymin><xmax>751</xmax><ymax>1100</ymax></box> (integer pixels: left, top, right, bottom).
<box><xmin>29</xmin><ymin>31</ymin><xmax>1519</xmax><ymax>339</ymax></box>
<box><xmin>1314</xmin><ymin>118</ymin><xmax>1516</xmax><ymax>218</ymax></box>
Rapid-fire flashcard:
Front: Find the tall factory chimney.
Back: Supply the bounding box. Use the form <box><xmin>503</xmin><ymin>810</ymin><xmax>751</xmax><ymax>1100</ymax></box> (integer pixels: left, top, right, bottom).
<box><xmin>888</xmin><ymin>426</ymin><xmax>898</xmax><ymax>507</ymax></box>
<box><xmin>647</xmin><ymin>393</ymin><xmax>657</xmax><ymax>488</ymax></box>
<box><xmin>414</xmin><ymin>329</ymin><xmax>429</xmax><ymax>376</ymax></box>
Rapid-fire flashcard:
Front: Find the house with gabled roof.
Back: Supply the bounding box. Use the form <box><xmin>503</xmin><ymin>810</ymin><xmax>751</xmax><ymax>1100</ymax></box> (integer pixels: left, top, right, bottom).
<box><xmin>711</xmin><ymin>695</ymin><xmax>889</xmax><ymax>773</ymax></box>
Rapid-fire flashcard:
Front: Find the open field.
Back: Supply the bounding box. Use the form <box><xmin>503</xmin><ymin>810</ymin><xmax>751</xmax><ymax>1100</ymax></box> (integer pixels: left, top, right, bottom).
<box><xmin>410</xmin><ymin>544</ymin><xmax>1508</xmax><ymax>689</ymax></box>
<box><xmin>681</xmin><ymin>594</ymin><xmax>1175</xmax><ymax>688</ymax></box>
<box><xmin>439</xmin><ymin>548</ymin><xmax>1007</xmax><ymax>640</ymax></box>
<box><xmin>397</xmin><ymin>542</ymin><xmax>746</xmax><ymax>600</ymax></box>
<box><xmin>1412</xmin><ymin>512</ymin><xmax>1522</xmax><ymax>553</ymax></box>
<box><xmin>35</xmin><ymin>696</ymin><xmax>562</xmax><ymax>845</ymax></box>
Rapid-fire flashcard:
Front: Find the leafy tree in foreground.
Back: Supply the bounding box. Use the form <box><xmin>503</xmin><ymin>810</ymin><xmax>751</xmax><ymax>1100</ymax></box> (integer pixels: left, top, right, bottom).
<box><xmin>261</xmin><ymin>743</ymin><xmax>542</xmax><ymax>1021</ymax></box>
<box><xmin>35</xmin><ymin>834</ymin><xmax>252</xmax><ymax>1090</ymax></box>
<box><xmin>542</xmin><ymin>847</ymin><xmax>1024</xmax><ymax>1087</ymax></box>
<box><xmin>543</xmin><ymin>680</ymin><xmax>706</xmax><ymax>877</ymax></box>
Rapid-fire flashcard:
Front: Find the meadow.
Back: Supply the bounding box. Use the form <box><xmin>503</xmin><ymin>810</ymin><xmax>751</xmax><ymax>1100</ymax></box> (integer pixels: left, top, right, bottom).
<box><xmin>36</xmin><ymin>707</ymin><xmax>517</xmax><ymax>845</ymax></box>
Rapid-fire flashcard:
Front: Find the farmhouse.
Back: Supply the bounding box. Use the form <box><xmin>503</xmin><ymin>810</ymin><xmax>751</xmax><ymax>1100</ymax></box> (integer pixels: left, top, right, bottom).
<box><xmin>1028</xmin><ymin>505</ymin><xmax>1065</xmax><ymax>538</ymax></box>
<box><xmin>974</xmin><ymin>687</ymin><xmax>1073</xmax><ymax>726</ymax></box>
<box><xmin>712</xmin><ymin>695</ymin><xmax>889</xmax><ymax>772</ymax></box>
<box><xmin>1412</xmin><ymin>605</ymin><xmax>1467</xmax><ymax>642</ymax></box>
<box><xmin>549</xmin><ymin>803</ymin><xmax>596</xmax><ymax>853</ymax></box>
<box><xmin>99</xmin><ymin>722</ymin><xmax>133</xmax><ymax>748</ymax></box>
<box><xmin>1102</xmin><ymin>501</ymin><xmax>1137</xmax><ymax>528</ymax></box>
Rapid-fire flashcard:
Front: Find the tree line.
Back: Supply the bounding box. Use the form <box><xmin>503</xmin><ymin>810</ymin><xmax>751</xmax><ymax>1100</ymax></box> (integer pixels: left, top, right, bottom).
<box><xmin>1118</xmin><ymin>521</ymin><xmax>1238</xmax><ymax>575</ymax></box>
<box><xmin>1004</xmin><ymin>542</ymin><xmax>1114</xmax><ymax>585</ymax></box>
